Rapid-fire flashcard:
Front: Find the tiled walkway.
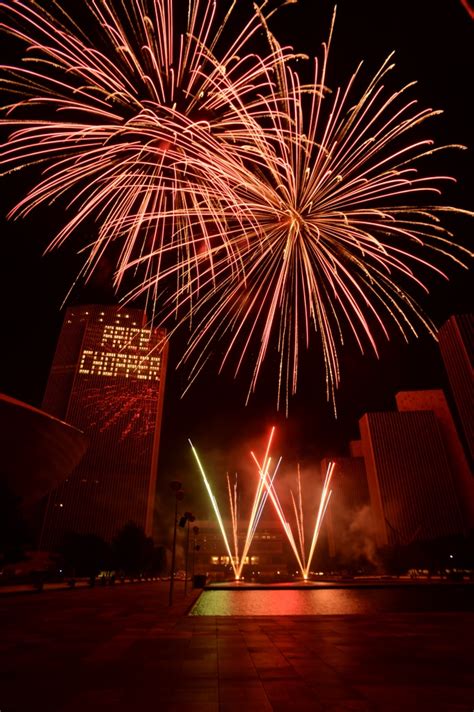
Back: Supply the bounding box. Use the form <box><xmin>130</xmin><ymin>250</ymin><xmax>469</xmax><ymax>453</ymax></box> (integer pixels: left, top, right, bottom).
<box><xmin>0</xmin><ymin>582</ymin><xmax>472</xmax><ymax>711</ymax></box>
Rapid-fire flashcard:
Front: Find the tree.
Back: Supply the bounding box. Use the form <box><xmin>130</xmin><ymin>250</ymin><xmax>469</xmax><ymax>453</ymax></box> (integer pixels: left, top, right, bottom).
<box><xmin>60</xmin><ymin>532</ymin><xmax>113</xmax><ymax>577</ymax></box>
<box><xmin>112</xmin><ymin>521</ymin><xmax>153</xmax><ymax>576</ymax></box>
<box><xmin>0</xmin><ymin>481</ymin><xmax>29</xmax><ymax>565</ymax></box>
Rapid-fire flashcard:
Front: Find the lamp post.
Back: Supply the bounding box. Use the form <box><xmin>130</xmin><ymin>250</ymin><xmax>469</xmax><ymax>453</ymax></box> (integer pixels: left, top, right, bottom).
<box><xmin>169</xmin><ymin>480</ymin><xmax>184</xmax><ymax>607</ymax></box>
<box><xmin>191</xmin><ymin>525</ymin><xmax>200</xmax><ymax>587</ymax></box>
<box><xmin>183</xmin><ymin>513</ymin><xmax>196</xmax><ymax>595</ymax></box>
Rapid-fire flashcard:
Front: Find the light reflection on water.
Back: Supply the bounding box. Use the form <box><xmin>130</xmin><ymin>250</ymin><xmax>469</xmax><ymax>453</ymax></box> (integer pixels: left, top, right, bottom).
<box><xmin>189</xmin><ymin>586</ymin><xmax>473</xmax><ymax>616</ymax></box>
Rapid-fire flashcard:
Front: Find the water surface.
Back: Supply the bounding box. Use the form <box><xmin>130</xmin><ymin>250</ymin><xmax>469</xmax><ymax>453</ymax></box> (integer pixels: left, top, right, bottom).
<box><xmin>189</xmin><ymin>585</ymin><xmax>473</xmax><ymax>616</ymax></box>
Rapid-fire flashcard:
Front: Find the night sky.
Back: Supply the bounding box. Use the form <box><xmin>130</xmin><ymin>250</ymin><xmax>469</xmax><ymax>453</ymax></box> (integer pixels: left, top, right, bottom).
<box><xmin>0</xmin><ymin>0</ymin><xmax>472</xmax><ymax>513</ymax></box>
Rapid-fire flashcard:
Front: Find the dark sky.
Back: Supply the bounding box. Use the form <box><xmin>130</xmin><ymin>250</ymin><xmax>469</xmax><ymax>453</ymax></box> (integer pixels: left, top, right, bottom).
<box><xmin>0</xmin><ymin>0</ymin><xmax>472</xmax><ymax>511</ymax></box>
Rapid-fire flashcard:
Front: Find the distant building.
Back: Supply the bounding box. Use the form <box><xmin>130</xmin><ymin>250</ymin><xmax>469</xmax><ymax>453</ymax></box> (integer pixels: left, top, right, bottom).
<box><xmin>194</xmin><ymin>520</ymin><xmax>287</xmax><ymax>579</ymax></box>
<box><xmin>40</xmin><ymin>305</ymin><xmax>168</xmax><ymax>548</ymax></box>
<box><xmin>438</xmin><ymin>314</ymin><xmax>474</xmax><ymax>464</ymax></box>
<box><xmin>359</xmin><ymin>410</ymin><xmax>464</xmax><ymax>547</ymax></box>
<box><xmin>321</xmin><ymin>456</ymin><xmax>371</xmax><ymax>560</ymax></box>
<box><xmin>396</xmin><ymin>390</ymin><xmax>474</xmax><ymax>531</ymax></box>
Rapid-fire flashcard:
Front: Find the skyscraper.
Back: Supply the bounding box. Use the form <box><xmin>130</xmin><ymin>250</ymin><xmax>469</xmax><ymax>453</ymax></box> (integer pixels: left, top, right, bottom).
<box><xmin>359</xmin><ymin>410</ymin><xmax>464</xmax><ymax>547</ymax></box>
<box><xmin>40</xmin><ymin>305</ymin><xmax>168</xmax><ymax>548</ymax></box>
<box><xmin>438</xmin><ymin>314</ymin><xmax>474</xmax><ymax>465</ymax></box>
<box><xmin>396</xmin><ymin>389</ymin><xmax>474</xmax><ymax>531</ymax></box>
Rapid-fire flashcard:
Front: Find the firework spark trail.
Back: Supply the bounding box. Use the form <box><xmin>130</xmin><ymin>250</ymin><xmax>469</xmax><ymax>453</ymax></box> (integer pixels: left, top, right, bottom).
<box><xmin>290</xmin><ymin>464</ymin><xmax>306</xmax><ymax>570</ymax></box>
<box><xmin>235</xmin><ymin>426</ymin><xmax>279</xmax><ymax>578</ymax></box>
<box><xmin>250</xmin><ymin>448</ymin><xmax>306</xmax><ymax>574</ymax></box>
<box><xmin>145</xmin><ymin>15</ymin><xmax>472</xmax><ymax>411</ymax></box>
<box><xmin>1</xmin><ymin>4</ymin><xmax>472</xmax><ymax>407</ymax></box>
<box><xmin>227</xmin><ymin>473</ymin><xmax>239</xmax><ymax>565</ymax></box>
<box><xmin>0</xmin><ymin>0</ymin><xmax>296</xmax><ymax>307</ymax></box>
<box><xmin>303</xmin><ymin>461</ymin><xmax>335</xmax><ymax>579</ymax></box>
<box><xmin>251</xmin><ymin>435</ymin><xmax>335</xmax><ymax>578</ymax></box>
<box><xmin>235</xmin><ymin>455</ymin><xmax>281</xmax><ymax>579</ymax></box>
<box><xmin>188</xmin><ymin>439</ymin><xmax>239</xmax><ymax>578</ymax></box>
<box><xmin>190</xmin><ymin>434</ymin><xmax>276</xmax><ymax>580</ymax></box>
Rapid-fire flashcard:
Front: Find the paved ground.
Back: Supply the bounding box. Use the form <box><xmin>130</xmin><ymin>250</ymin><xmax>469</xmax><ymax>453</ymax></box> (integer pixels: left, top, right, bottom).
<box><xmin>0</xmin><ymin>581</ymin><xmax>473</xmax><ymax>712</ymax></box>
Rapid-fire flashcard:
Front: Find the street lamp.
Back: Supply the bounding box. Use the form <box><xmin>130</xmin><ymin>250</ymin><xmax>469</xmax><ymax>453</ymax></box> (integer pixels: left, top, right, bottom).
<box><xmin>169</xmin><ymin>481</ymin><xmax>184</xmax><ymax>606</ymax></box>
<box><xmin>183</xmin><ymin>513</ymin><xmax>196</xmax><ymax>595</ymax></box>
<box><xmin>191</xmin><ymin>525</ymin><xmax>200</xmax><ymax>586</ymax></box>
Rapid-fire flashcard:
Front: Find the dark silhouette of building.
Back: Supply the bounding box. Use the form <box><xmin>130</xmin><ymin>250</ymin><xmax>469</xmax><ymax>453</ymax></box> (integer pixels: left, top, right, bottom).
<box><xmin>40</xmin><ymin>305</ymin><xmax>168</xmax><ymax>548</ymax></box>
<box><xmin>396</xmin><ymin>390</ymin><xmax>474</xmax><ymax>531</ymax></box>
<box><xmin>0</xmin><ymin>392</ymin><xmax>87</xmax><ymax>542</ymax></box>
<box><xmin>438</xmin><ymin>314</ymin><xmax>474</xmax><ymax>464</ymax></box>
<box><xmin>359</xmin><ymin>410</ymin><xmax>464</xmax><ymax>547</ymax></box>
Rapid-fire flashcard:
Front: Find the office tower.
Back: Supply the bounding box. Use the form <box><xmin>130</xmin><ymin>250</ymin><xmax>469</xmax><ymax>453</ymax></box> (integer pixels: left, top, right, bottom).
<box><xmin>438</xmin><ymin>314</ymin><xmax>474</xmax><ymax>463</ymax></box>
<box><xmin>396</xmin><ymin>390</ymin><xmax>474</xmax><ymax>530</ymax></box>
<box><xmin>321</xmin><ymin>456</ymin><xmax>371</xmax><ymax>560</ymax></box>
<box><xmin>359</xmin><ymin>410</ymin><xmax>464</xmax><ymax>547</ymax></box>
<box><xmin>40</xmin><ymin>305</ymin><xmax>168</xmax><ymax>547</ymax></box>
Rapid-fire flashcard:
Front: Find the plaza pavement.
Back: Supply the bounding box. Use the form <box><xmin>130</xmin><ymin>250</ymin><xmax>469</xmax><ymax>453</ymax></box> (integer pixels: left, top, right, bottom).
<box><xmin>0</xmin><ymin>580</ymin><xmax>472</xmax><ymax>712</ymax></box>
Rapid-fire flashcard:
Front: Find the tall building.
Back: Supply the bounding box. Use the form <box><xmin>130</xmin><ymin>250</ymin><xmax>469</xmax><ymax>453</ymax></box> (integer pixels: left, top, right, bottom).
<box><xmin>40</xmin><ymin>305</ymin><xmax>168</xmax><ymax>547</ymax></box>
<box><xmin>396</xmin><ymin>390</ymin><xmax>474</xmax><ymax>531</ymax></box>
<box><xmin>359</xmin><ymin>410</ymin><xmax>464</xmax><ymax>547</ymax></box>
<box><xmin>438</xmin><ymin>314</ymin><xmax>474</xmax><ymax>464</ymax></box>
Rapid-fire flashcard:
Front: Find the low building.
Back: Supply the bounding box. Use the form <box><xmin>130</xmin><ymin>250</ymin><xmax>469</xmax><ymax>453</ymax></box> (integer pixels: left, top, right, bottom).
<box><xmin>193</xmin><ymin>519</ymin><xmax>288</xmax><ymax>580</ymax></box>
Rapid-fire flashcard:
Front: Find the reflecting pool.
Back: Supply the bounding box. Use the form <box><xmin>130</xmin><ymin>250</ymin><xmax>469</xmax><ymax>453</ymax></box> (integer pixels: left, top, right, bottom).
<box><xmin>189</xmin><ymin>585</ymin><xmax>474</xmax><ymax>616</ymax></box>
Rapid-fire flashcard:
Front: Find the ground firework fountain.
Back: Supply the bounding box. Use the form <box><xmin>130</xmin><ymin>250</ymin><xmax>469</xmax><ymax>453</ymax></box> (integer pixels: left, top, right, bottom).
<box><xmin>251</xmin><ymin>430</ymin><xmax>335</xmax><ymax>580</ymax></box>
<box><xmin>189</xmin><ymin>436</ymin><xmax>276</xmax><ymax>580</ymax></box>
<box><xmin>190</xmin><ymin>429</ymin><xmax>335</xmax><ymax>582</ymax></box>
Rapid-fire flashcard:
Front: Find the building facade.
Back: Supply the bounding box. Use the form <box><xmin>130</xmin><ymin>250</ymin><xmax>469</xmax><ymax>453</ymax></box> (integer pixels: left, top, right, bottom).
<box><xmin>396</xmin><ymin>389</ymin><xmax>474</xmax><ymax>531</ymax></box>
<box><xmin>438</xmin><ymin>314</ymin><xmax>474</xmax><ymax>465</ymax></box>
<box><xmin>359</xmin><ymin>410</ymin><xmax>464</xmax><ymax>547</ymax></box>
<box><xmin>40</xmin><ymin>305</ymin><xmax>168</xmax><ymax>547</ymax></box>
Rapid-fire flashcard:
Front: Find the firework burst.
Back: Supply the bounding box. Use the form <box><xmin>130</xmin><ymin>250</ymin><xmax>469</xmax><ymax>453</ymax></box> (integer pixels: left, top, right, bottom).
<box><xmin>134</xmin><ymin>15</ymin><xmax>471</xmax><ymax>410</ymax></box>
<box><xmin>0</xmin><ymin>0</ymin><xmax>294</xmax><ymax>304</ymax></box>
<box><xmin>1</xmin><ymin>5</ymin><xmax>472</xmax><ymax>407</ymax></box>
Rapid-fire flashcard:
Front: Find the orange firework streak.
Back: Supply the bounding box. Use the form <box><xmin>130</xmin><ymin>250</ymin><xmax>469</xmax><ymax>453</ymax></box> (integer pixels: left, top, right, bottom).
<box><xmin>252</xmin><ymin>431</ymin><xmax>335</xmax><ymax>579</ymax></box>
<box><xmin>2</xmin><ymin>5</ymin><xmax>471</xmax><ymax>408</ymax></box>
<box><xmin>190</xmin><ymin>435</ymin><xmax>276</xmax><ymax>581</ymax></box>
